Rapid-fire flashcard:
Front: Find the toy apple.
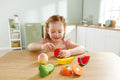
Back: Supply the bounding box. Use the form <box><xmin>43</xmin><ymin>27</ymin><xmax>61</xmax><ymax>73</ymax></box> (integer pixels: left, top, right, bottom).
<box><xmin>54</xmin><ymin>49</ymin><xmax>61</xmax><ymax>57</ymax></box>
<box><xmin>38</xmin><ymin>53</ymin><xmax>48</xmax><ymax>65</ymax></box>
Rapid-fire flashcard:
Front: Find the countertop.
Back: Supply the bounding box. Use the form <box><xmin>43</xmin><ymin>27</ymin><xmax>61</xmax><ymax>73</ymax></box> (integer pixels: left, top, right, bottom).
<box><xmin>0</xmin><ymin>51</ymin><xmax>120</xmax><ymax>80</ymax></box>
<box><xmin>77</xmin><ymin>25</ymin><xmax>120</xmax><ymax>31</ymax></box>
<box><xmin>67</xmin><ymin>24</ymin><xmax>120</xmax><ymax>31</ymax></box>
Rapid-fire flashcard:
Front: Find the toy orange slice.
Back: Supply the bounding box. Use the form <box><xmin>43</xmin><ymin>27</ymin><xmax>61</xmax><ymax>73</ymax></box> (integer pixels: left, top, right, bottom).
<box><xmin>72</xmin><ymin>64</ymin><xmax>83</xmax><ymax>76</ymax></box>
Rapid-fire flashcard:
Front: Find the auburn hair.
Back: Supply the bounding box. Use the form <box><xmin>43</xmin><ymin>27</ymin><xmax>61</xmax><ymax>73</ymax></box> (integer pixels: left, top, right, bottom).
<box><xmin>45</xmin><ymin>15</ymin><xmax>66</xmax><ymax>39</ymax></box>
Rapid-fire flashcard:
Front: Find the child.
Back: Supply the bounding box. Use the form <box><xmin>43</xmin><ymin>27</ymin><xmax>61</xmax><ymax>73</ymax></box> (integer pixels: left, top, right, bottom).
<box><xmin>28</xmin><ymin>15</ymin><xmax>86</xmax><ymax>58</ymax></box>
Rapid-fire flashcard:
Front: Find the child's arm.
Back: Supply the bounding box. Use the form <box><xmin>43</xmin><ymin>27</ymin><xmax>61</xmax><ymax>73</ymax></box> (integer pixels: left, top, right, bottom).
<box><xmin>28</xmin><ymin>42</ymin><xmax>43</xmax><ymax>51</ymax></box>
<box><xmin>69</xmin><ymin>44</ymin><xmax>86</xmax><ymax>56</ymax></box>
<box><xmin>28</xmin><ymin>42</ymin><xmax>55</xmax><ymax>52</ymax></box>
<box><xmin>58</xmin><ymin>42</ymin><xmax>86</xmax><ymax>58</ymax></box>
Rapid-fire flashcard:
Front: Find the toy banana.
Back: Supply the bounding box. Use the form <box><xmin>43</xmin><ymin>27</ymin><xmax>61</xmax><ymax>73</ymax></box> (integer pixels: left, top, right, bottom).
<box><xmin>56</xmin><ymin>56</ymin><xmax>75</xmax><ymax>64</ymax></box>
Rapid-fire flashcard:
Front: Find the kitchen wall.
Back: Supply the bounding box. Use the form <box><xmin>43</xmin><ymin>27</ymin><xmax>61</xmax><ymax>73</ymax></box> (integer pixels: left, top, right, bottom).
<box><xmin>67</xmin><ymin>0</ymin><xmax>83</xmax><ymax>24</ymax></box>
<box><xmin>83</xmin><ymin>0</ymin><xmax>101</xmax><ymax>25</ymax></box>
<box><xmin>0</xmin><ymin>0</ymin><xmax>67</xmax><ymax>49</ymax></box>
<box><xmin>0</xmin><ymin>0</ymin><xmax>100</xmax><ymax>49</ymax></box>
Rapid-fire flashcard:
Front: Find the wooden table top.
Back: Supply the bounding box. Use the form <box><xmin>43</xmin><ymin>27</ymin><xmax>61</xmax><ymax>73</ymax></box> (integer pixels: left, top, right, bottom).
<box><xmin>0</xmin><ymin>51</ymin><xmax>120</xmax><ymax>80</ymax></box>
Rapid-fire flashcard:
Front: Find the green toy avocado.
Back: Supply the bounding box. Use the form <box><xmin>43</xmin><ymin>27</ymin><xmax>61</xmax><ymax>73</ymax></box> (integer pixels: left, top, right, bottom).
<box><xmin>39</xmin><ymin>64</ymin><xmax>49</xmax><ymax>77</ymax></box>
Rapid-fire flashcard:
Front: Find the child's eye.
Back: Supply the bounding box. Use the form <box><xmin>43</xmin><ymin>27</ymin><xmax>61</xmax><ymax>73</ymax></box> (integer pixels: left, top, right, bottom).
<box><xmin>59</xmin><ymin>31</ymin><xmax>62</xmax><ymax>33</ymax></box>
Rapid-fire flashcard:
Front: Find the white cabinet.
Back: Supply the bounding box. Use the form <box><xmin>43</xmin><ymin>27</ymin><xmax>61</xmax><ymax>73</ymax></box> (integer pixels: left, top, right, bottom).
<box><xmin>77</xmin><ymin>27</ymin><xmax>105</xmax><ymax>52</ymax></box>
<box><xmin>8</xmin><ymin>18</ymin><xmax>22</xmax><ymax>50</ymax></box>
<box><xmin>65</xmin><ymin>25</ymin><xmax>76</xmax><ymax>43</ymax></box>
<box><xmin>104</xmin><ymin>30</ymin><xmax>120</xmax><ymax>56</ymax></box>
<box><xmin>86</xmin><ymin>28</ymin><xmax>106</xmax><ymax>52</ymax></box>
<box><xmin>77</xmin><ymin>27</ymin><xmax>86</xmax><ymax>46</ymax></box>
<box><xmin>77</xmin><ymin>26</ymin><xmax>120</xmax><ymax>56</ymax></box>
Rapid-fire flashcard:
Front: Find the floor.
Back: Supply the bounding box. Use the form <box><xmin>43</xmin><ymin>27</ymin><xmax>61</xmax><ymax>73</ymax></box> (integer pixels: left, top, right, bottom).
<box><xmin>0</xmin><ymin>49</ymin><xmax>11</xmax><ymax>57</ymax></box>
<box><xmin>0</xmin><ymin>49</ymin><xmax>26</xmax><ymax>57</ymax></box>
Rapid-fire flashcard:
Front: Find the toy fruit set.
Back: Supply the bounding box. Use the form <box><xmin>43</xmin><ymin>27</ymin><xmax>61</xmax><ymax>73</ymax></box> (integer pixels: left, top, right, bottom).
<box><xmin>60</xmin><ymin>66</ymin><xmax>72</xmax><ymax>76</ymax></box>
<box><xmin>38</xmin><ymin>53</ymin><xmax>48</xmax><ymax>65</ymax></box>
<box><xmin>54</xmin><ymin>49</ymin><xmax>61</xmax><ymax>57</ymax></box>
<box><xmin>54</xmin><ymin>49</ymin><xmax>75</xmax><ymax>64</ymax></box>
<box><xmin>38</xmin><ymin>53</ymin><xmax>55</xmax><ymax>77</ymax></box>
<box><xmin>78</xmin><ymin>55</ymin><xmax>90</xmax><ymax>66</ymax></box>
<box><xmin>60</xmin><ymin>64</ymin><xmax>83</xmax><ymax>76</ymax></box>
<box><xmin>60</xmin><ymin>55</ymin><xmax>90</xmax><ymax>76</ymax></box>
<box><xmin>39</xmin><ymin>63</ymin><xmax>55</xmax><ymax>77</ymax></box>
<box><xmin>56</xmin><ymin>56</ymin><xmax>75</xmax><ymax>64</ymax></box>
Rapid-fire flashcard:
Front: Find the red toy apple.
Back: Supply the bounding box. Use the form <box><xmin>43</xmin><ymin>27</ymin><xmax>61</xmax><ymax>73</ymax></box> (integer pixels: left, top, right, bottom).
<box><xmin>54</xmin><ymin>49</ymin><xmax>61</xmax><ymax>57</ymax></box>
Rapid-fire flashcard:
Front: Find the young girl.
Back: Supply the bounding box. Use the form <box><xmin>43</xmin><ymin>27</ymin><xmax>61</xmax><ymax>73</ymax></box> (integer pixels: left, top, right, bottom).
<box><xmin>28</xmin><ymin>15</ymin><xmax>86</xmax><ymax>58</ymax></box>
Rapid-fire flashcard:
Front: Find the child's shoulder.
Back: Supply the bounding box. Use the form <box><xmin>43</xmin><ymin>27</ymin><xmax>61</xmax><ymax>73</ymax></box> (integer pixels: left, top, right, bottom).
<box><xmin>63</xmin><ymin>39</ymin><xmax>72</xmax><ymax>46</ymax></box>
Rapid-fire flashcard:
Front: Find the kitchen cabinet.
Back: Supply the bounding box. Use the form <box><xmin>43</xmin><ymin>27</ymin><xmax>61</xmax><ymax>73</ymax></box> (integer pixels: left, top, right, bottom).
<box><xmin>77</xmin><ymin>27</ymin><xmax>86</xmax><ymax>46</ymax></box>
<box><xmin>24</xmin><ymin>23</ymin><xmax>43</xmax><ymax>50</ymax></box>
<box><xmin>65</xmin><ymin>25</ymin><xmax>77</xmax><ymax>43</ymax></box>
<box><xmin>86</xmin><ymin>28</ymin><xmax>106</xmax><ymax>52</ymax></box>
<box><xmin>104</xmin><ymin>30</ymin><xmax>120</xmax><ymax>56</ymax></box>
<box><xmin>77</xmin><ymin>26</ymin><xmax>120</xmax><ymax>56</ymax></box>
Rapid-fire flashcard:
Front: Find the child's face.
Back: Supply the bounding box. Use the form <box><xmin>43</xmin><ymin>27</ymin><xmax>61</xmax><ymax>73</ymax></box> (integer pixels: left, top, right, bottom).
<box><xmin>48</xmin><ymin>21</ymin><xmax>65</xmax><ymax>42</ymax></box>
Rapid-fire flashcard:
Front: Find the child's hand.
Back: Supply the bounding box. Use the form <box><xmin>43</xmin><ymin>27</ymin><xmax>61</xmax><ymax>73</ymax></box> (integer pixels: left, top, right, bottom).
<box><xmin>57</xmin><ymin>50</ymin><xmax>71</xmax><ymax>58</ymax></box>
<box><xmin>42</xmin><ymin>43</ymin><xmax>55</xmax><ymax>52</ymax></box>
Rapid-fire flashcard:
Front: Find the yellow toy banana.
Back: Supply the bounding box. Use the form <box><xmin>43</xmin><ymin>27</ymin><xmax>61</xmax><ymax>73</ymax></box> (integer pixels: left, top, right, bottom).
<box><xmin>56</xmin><ymin>56</ymin><xmax>75</xmax><ymax>64</ymax></box>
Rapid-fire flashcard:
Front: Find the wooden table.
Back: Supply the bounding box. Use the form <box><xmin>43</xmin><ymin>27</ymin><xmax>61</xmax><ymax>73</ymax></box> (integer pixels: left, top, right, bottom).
<box><xmin>0</xmin><ymin>51</ymin><xmax>120</xmax><ymax>80</ymax></box>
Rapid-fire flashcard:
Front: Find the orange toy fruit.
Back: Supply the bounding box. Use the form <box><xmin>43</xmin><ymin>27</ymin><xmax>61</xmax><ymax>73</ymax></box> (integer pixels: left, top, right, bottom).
<box><xmin>60</xmin><ymin>66</ymin><xmax>72</xmax><ymax>76</ymax></box>
<box><xmin>72</xmin><ymin>64</ymin><xmax>83</xmax><ymax>76</ymax></box>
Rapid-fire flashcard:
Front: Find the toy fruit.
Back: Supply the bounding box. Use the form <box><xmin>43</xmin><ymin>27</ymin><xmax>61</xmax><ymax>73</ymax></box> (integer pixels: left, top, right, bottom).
<box><xmin>39</xmin><ymin>63</ymin><xmax>55</xmax><ymax>77</ymax></box>
<box><xmin>56</xmin><ymin>56</ymin><xmax>75</xmax><ymax>65</ymax></box>
<box><xmin>78</xmin><ymin>55</ymin><xmax>90</xmax><ymax>66</ymax></box>
<box><xmin>72</xmin><ymin>64</ymin><xmax>83</xmax><ymax>76</ymax></box>
<box><xmin>60</xmin><ymin>66</ymin><xmax>72</xmax><ymax>76</ymax></box>
<box><xmin>54</xmin><ymin>49</ymin><xmax>61</xmax><ymax>57</ymax></box>
<box><xmin>39</xmin><ymin>64</ymin><xmax>49</xmax><ymax>77</ymax></box>
<box><xmin>38</xmin><ymin>53</ymin><xmax>48</xmax><ymax>65</ymax></box>
<box><xmin>45</xmin><ymin>63</ymin><xmax>55</xmax><ymax>73</ymax></box>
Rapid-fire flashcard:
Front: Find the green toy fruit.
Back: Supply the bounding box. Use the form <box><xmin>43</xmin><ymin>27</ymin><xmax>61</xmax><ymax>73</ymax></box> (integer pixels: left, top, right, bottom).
<box><xmin>78</xmin><ymin>55</ymin><xmax>90</xmax><ymax>66</ymax></box>
<box><xmin>39</xmin><ymin>64</ymin><xmax>49</xmax><ymax>77</ymax></box>
<box><xmin>45</xmin><ymin>63</ymin><xmax>55</xmax><ymax>73</ymax></box>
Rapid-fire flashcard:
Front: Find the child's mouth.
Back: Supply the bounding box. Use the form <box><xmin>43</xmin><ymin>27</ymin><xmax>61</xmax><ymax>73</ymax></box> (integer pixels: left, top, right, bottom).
<box><xmin>54</xmin><ymin>38</ymin><xmax>59</xmax><ymax>40</ymax></box>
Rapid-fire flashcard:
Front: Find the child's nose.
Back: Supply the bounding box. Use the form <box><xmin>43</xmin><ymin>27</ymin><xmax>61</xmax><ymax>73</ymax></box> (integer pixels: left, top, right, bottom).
<box><xmin>54</xmin><ymin>32</ymin><xmax>59</xmax><ymax>36</ymax></box>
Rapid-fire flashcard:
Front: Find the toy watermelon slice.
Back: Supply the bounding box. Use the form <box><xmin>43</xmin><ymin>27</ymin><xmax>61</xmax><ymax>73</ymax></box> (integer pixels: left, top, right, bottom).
<box><xmin>45</xmin><ymin>63</ymin><xmax>55</xmax><ymax>73</ymax></box>
<box><xmin>78</xmin><ymin>55</ymin><xmax>90</xmax><ymax>66</ymax></box>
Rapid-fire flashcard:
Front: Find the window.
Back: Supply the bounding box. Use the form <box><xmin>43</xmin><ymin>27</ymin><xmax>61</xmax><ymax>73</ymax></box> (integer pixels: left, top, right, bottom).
<box><xmin>99</xmin><ymin>0</ymin><xmax>120</xmax><ymax>27</ymax></box>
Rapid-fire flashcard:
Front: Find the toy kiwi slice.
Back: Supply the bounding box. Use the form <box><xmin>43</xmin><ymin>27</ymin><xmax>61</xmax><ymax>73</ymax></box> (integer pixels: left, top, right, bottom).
<box><xmin>45</xmin><ymin>63</ymin><xmax>55</xmax><ymax>73</ymax></box>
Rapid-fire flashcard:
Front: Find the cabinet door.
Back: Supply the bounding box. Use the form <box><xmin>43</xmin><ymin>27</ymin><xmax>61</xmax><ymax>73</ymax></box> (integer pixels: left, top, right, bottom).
<box><xmin>77</xmin><ymin>26</ymin><xmax>86</xmax><ymax>46</ymax></box>
<box><xmin>65</xmin><ymin>26</ymin><xmax>76</xmax><ymax>43</ymax></box>
<box><xmin>86</xmin><ymin>28</ymin><xmax>105</xmax><ymax>52</ymax></box>
<box><xmin>104</xmin><ymin>30</ymin><xmax>120</xmax><ymax>56</ymax></box>
<box><xmin>24</xmin><ymin>23</ymin><xmax>43</xmax><ymax>50</ymax></box>
<box><xmin>92</xmin><ymin>28</ymin><xmax>106</xmax><ymax>52</ymax></box>
<box><xmin>85</xmin><ymin>27</ymin><xmax>95</xmax><ymax>52</ymax></box>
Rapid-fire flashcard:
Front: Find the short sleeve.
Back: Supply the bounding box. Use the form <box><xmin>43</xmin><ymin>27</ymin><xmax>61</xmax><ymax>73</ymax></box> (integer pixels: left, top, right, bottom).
<box><xmin>65</xmin><ymin>39</ymin><xmax>72</xmax><ymax>49</ymax></box>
